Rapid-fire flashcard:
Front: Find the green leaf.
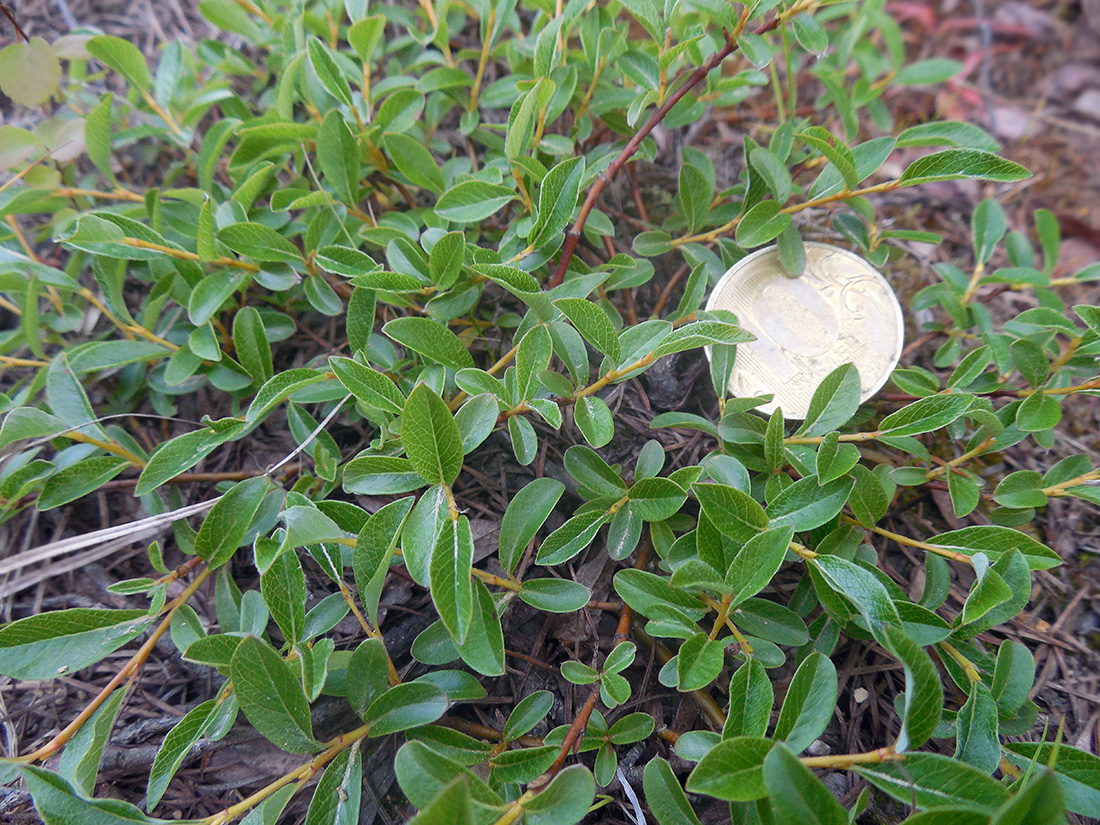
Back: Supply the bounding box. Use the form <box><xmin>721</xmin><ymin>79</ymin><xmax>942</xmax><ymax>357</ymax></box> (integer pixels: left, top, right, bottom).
<box><xmin>260</xmin><ymin>550</ymin><xmax>307</xmax><ymax>645</ymax></box>
<box><xmin>0</xmin><ymin>608</ymin><xmax>152</xmax><ymax>680</ymax></box>
<box><xmin>848</xmin><ymin>464</ymin><xmax>889</xmax><ymax>526</ymax></box>
<box><xmin>1016</xmin><ymin>392</ymin><xmax>1061</xmax><ymax>433</ymax></box>
<box><xmin>233</xmin><ymin>306</ymin><xmax>274</xmax><ymax>384</ymax></box>
<box><xmin>991</xmin><ymin>640</ymin><xmax>1034</xmax><ymax>716</ymax></box>
<box><xmin>643</xmin><ymin>757</ymin><xmax>702</xmax><ymax>825</ymax></box>
<box><xmin>217</xmin><ymin>222</ymin><xmax>302</xmax><ymax>263</ymax></box>
<box><xmin>521</xmin><ymin>764</ymin><xmax>595</xmax><ymax>825</ymax></box>
<box><xmin>694</xmin><ymin>482</ymin><xmax>768</xmax><ymax>544</ymax></box>
<box><xmin>429</xmin><ymin>231</ymin><xmax>465</xmax><ymax>289</ymax></box>
<box><xmin>403</xmin><ymin>383</ymin><xmax>463</xmax><ymax>486</ymax></box>
<box><xmin>37</xmin><ymin>456</ymin><xmax>130</xmax><ymax>510</ymax></box>
<box><xmin>899</xmin><ymin>150</ymin><xmax>1030</xmax><ymax>185</ymax></box>
<box><xmin>317</xmin><ymin>110</ymin><xmax>359</xmax><ymax>204</ymax></box>
<box><xmin>772</xmin><ymin>652</ymin><xmax>838</xmax><ymax>754</ymax></box>
<box><xmin>385</xmin><ymin>133</ymin><xmax>445</xmax><ymax>195</ymax></box>
<box><xmin>245</xmin><ymin>369</ymin><xmax>329</xmax><ymax>429</ymax></box>
<box><xmin>87</xmin><ymin>35</ymin><xmax>151</xmax><ymax>91</ymax></box>
<box><xmin>738</xmin><ymin>32</ymin><xmax>772</xmax><ymax>68</ymax></box>
<box><xmin>304</xmin><ymin>746</ymin><xmax>361</xmax><ymax>825</ymax></box>
<box><xmin>653</xmin><ymin>321</ymin><xmax>754</xmax><ymax>357</ymax></box>
<box><xmin>330</xmin><ymin>356</ymin><xmax>405</xmax><ymax>414</ymax></box>
<box><xmin>574</xmin><ymin>395</ymin><xmax>614</xmax><ymax>448</ymax></box>
<box><xmin>763</xmin><ymin>743</ymin><xmax>847</xmax><ymax>825</ymax></box>
<box><xmin>954</xmin><ymin>682</ymin><xmax>1001</xmax><ymax>774</ymax></box>
<box><xmin>147</xmin><ymin>699</ymin><xmax>218</xmax><ymax>809</ymax></box>
<box><xmin>723</xmin><ymin>660</ymin><xmax>773</xmax><ymax>739</ymax></box>
<box><xmin>454</xmin><ymin>393</ymin><xmax>498</xmax><ymax>454</ymax></box>
<box><xmin>532</xmin><ymin>156</ymin><xmax>585</xmax><ymax>247</ymax></box>
<box><xmin>798</xmin><ymin>363</ymin><xmax>861</xmax><ymax>436</ymax></box>
<box><xmin>57</xmin><ymin>686</ymin><xmax>127</xmax><ymax>796</ymax></box>
<box><xmin>364</xmin><ymin>682</ymin><xmax>448</xmax><ymax>736</ymax></box>
<box><xmin>855</xmin><ymin>753</ymin><xmax>1009</xmax><ymax>810</ymax></box>
<box><xmin>343</xmin><ymin>455</ymin><xmax>426</xmax><ymax>495</ymax></box>
<box><xmin>230</xmin><ymin>636</ymin><xmax>319</xmax><ymax>753</ymax></box>
<box><xmin>896</xmin><ymin>121</ymin><xmax>1000</xmax><ymax>151</ymax></box>
<box><xmin>395</xmin><ymin>741</ymin><xmax>503</xmax><ymax>810</ymax></box>
<box><xmin>536</xmin><ymin>509</ymin><xmax>611</xmax><ymax>565</ymax></box>
<box><xmin>498</xmin><ymin>477</ymin><xmax>564</xmax><ymax>574</ymax></box>
<box><xmin>519</xmin><ymin>578</ymin><xmax>591</xmax><ymax>612</ymax></box>
<box><xmin>430</xmin><ymin>516</ymin><xmax>475</xmax><ymax>644</ymax></box>
<box><xmin>679</xmin><ymin>161</ymin><xmax>713</xmax><ymax>233</ymax></box>
<box><xmin>767</xmin><ymin>475</ymin><xmax>854</xmax><ymax>531</ymax></box>
<box><xmin>1004</xmin><ymin>743</ymin><xmax>1100</xmax><ymax>818</ymax></box>
<box><xmin>384</xmin><ymin>317</ymin><xmax>475</xmax><ymax>370</ymax></box>
<box><xmin>435</xmin><ymin>180</ymin><xmax>516</xmax><ymax>222</ymax></box>
<box><xmin>725</xmin><ymin>525</ymin><xmax>794</xmax><ymax>608</ymax></box>
<box><xmin>455</xmin><ymin>579</ymin><xmax>505</xmax><ymax>676</ymax></box>
<box><xmin>815</xmin><ymin>434</ymin><xmax>860</xmax><ymax>484</ymax></box>
<box><xmin>629</xmin><ymin>477</ymin><xmax>687</xmax><ymax>522</ymax></box>
<box><xmin>686</xmin><ymin>736</ymin><xmax>773</xmax><ymax>801</ymax></box>
<box><xmin>822</xmin><ymin>554</ymin><xmax>902</xmax><ymax>630</ymax></box>
<box><xmin>992</xmin><ymin>771</ymin><xmax>1065</xmax><ymax>825</ymax></box>
<box><xmin>926</xmin><ymin>525</ymin><xmax>1061</xmax><ymax>570</ymax></box>
<box><xmin>24</xmin><ymin>766</ymin><xmax>172</xmax><ymax>825</ymax></box>
<box><xmin>677</xmin><ymin>634</ymin><xmax>725</xmax><ymax>691</ymax></box>
<box><xmin>193</xmin><ymin>477</ymin><xmax>269</xmax><ymax>567</ymax></box>
<box><xmin>896</xmin><ymin>58</ymin><xmax>963</xmax><ymax>86</ymax></box>
<box><xmin>346</xmin><ymin>639</ymin><xmax>391</xmax><ymax>720</ymax></box>
<box><xmin>972</xmin><ymin>199</ymin><xmax>1007</xmax><ymax>264</ymax></box>
<box><xmin>508</xmin><ymin>414</ymin><xmax>538</xmax><ymax>465</ymax></box>
<box><xmin>799</xmin><ymin>126</ymin><xmax>858</xmax><ymax>189</ymax></box>
<box><xmin>553</xmin><ymin>298</ymin><xmax>621</xmax><ymax>361</ymax></box>
<box><xmin>84</xmin><ymin>94</ymin><xmax>116</xmax><ymax>186</ymax></box>
<box><xmin>307</xmin><ymin>37</ymin><xmax>354</xmax><ymax>107</ymax></box>
<box><xmin>503</xmin><ymin>691</ymin><xmax>554</xmax><ymax>741</ymax></box>
<box><xmin>880</xmin><ymin>393</ymin><xmax>973</xmax><ymax>436</ymax></box>
<box><xmin>735</xmin><ymin>200</ymin><xmax>791</xmax><ymax>248</ymax></box>
<box><xmin>880</xmin><ymin>625</ymin><xmax>943</xmax><ymax>752</ymax></box>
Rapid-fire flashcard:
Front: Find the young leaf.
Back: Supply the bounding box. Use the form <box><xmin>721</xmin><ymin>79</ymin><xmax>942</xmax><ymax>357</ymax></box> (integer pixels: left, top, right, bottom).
<box><xmin>531</xmin><ymin>156</ymin><xmax>585</xmax><ymax>247</ymax></box>
<box><xmin>402</xmin><ymin>383</ymin><xmax>463</xmax><ymax>486</ymax></box>
<box><xmin>430</xmin><ymin>516</ymin><xmax>475</xmax><ymax>644</ymax></box>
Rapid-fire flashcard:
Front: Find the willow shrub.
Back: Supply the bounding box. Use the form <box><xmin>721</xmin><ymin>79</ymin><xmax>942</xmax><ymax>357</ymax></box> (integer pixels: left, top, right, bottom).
<box><xmin>0</xmin><ymin>1</ymin><xmax>1098</xmax><ymax>823</ymax></box>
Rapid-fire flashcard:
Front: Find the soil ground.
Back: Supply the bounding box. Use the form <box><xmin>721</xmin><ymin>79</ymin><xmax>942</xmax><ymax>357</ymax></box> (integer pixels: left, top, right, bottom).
<box><xmin>1</xmin><ymin>1</ymin><xmax>1099</xmax><ymax>823</ymax></box>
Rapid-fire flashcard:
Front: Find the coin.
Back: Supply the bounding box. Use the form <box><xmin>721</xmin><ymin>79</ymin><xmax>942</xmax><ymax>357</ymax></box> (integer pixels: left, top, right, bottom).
<box><xmin>704</xmin><ymin>242</ymin><xmax>904</xmax><ymax>419</ymax></box>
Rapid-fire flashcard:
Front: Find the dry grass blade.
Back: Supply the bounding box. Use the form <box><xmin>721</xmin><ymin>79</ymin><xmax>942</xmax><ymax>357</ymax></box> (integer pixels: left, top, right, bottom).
<box><xmin>0</xmin><ymin>498</ymin><xmax>217</xmax><ymax>588</ymax></box>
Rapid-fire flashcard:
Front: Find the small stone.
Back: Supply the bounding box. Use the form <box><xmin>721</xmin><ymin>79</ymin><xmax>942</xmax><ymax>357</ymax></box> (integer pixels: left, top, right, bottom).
<box><xmin>807</xmin><ymin>739</ymin><xmax>831</xmax><ymax>756</ymax></box>
<box><xmin>1073</xmin><ymin>89</ymin><xmax>1100</xmax><ymax>121</ymax></box>
<box><xmin>854</xmin><ymin>687</ymin><xmax>870</xmax><ymax>703</ymax></box>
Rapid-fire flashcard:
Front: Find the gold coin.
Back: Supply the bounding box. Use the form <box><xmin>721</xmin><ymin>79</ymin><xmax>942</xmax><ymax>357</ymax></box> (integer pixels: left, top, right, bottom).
<box><xmin>704</xmin><ymin>242</ymin><xmax>904</xmax><ymax>419</ymax></box>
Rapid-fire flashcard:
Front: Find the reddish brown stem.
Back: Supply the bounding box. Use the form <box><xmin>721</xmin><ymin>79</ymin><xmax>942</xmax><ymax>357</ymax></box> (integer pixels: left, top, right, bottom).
<box><xmin>544</xmin><ymin>688</ymin><xmax>599</xmax><ymax>780</ymax></box>
<box><xmin>550</xmin><ymin>12</ymin><xmax>786</xmax><ymax>287</ymax></box>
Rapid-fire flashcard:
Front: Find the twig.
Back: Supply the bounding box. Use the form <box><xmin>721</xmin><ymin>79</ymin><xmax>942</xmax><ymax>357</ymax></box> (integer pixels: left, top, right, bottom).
<box><xmin>550</xmin><ymin>2</ymin><xmax>818</xmax><ymax>286</ymax></box>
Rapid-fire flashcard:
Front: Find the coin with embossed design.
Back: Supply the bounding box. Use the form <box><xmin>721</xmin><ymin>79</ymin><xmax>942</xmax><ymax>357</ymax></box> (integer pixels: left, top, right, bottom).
<box><xmin>704</xmin><ymin>242</ymin><xmax>904</xmax><ymax>419</ymax></box>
